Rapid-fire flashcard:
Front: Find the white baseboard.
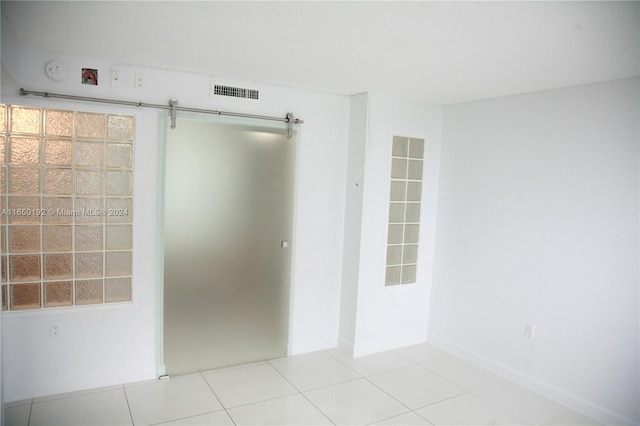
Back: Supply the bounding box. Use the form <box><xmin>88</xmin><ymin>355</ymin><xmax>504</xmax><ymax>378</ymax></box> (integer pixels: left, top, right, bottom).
<box><xmin>289</xmin><ymin>338</ymin><xmax>338</xmax><ymax>356</ymax></box>
<box><xmin>4</xmin><ymin>364</ymin><xmax>156</xmax><ymax>403</ymax></box>
<box><xmin>428</xmin><ymin>333</ymin><xmax>637</xmax><ymax>426</ymax></box>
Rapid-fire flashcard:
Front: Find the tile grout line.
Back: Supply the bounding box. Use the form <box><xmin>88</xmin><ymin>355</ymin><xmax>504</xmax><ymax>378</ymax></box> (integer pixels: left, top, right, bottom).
<box><xmin>265</xmin><ymin>357</ymin><xmax>337</xmax><ymax>426</ymax></box>
<box><xmin>120</xmin><ymin>384</ymin><xmax>136</xmax><ymax>426</ymax></box>
<box><xmin>323</xmin><ymin>349</ymin><xmax>428</xmax><ymax>425</ymax></box>
<box><xmin>466</xmin><ymin>388</ymin><xmax>533</xmax><ymax>426</ymax></box>
<box><xmin>326</xmin><ymin>348</ymin><xmax>513</xmax><ymax>425</ymax></box>
<box><xmin>198</xmin><ymin>370</ymin><xmax>238</xmax><ymax>426</ymax></box>
<box><xmin>403</xmin><ymin>357</ymin><xmax>537</xmax><ymax>425</ymax></box>
<box><xmin>27</xmin><ymin>400</ymin><xmax>34</xmax><ymax>426</ymax></box>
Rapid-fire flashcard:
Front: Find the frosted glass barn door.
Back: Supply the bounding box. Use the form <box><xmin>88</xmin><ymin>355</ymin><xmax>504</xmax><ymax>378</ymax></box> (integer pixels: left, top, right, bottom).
<box><xmin>163</xmin><ymin>117</ymin><xmax>296</xmax><ymax>375</ymax></box>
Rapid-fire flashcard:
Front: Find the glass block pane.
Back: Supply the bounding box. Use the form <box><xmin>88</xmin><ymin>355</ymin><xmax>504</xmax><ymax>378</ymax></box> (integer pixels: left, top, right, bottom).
<box><xmin>9</xmin><ymin>167</ymin><xmax>40</xmax><ymax>194</ymax></box>
<box><xmin>1</xmin><ymin>166</ymin><xmax>5</xmax><ymax>196</ymax></box>
<box><xmin>385</xmin><ymin>266</ymin><xmax>401</xmax><ymax>286</ymax></box>
<box><xmin>107</xmin><ymin>115</ymin><xmax>134</xmax><ymax>142</ymax></box>
<box><xmin>43</xmin><ymin>225</ymin><xmax>72</xmax><ymax>252</ymax></box>
<box><xmin>44</xmin><ymin>281</ymin><xmax>73</xmax><ymax>307</ymax></box>
<box><xmin>386</xmin><ymin>245</ymin><xmax>402</xmax><ymax>266</ymax></box>
<box><xmin>76</xmin><ymin>170</ymin><xmax>103</xmax><ymax>195</ymax></box>
<box><xmin>1</xmin><ymin>256</ymin><xmax>6</xmax><ymax>282</ymax></box>
<box><xmin>389</xmin><ymin>203</ymin><xmax>405</xmax><ymax>224</ymax></box>
<box><xmin>105</xmin><ymin>251</ymin><xmax>131</xmax><ymax>277</ymax></box>
<box><xmin>106</xmin><ymin>198</ymin><xmax>132</xmax><ymax>223</ymax></box>
<box><xmin>0</xmin><ymin>197</ymin><xmax>4</xmax><ymax>224</ymax></box>
<box><xmin>106</xmin><ymin>225</ymin><xmax>132</xmax><ymax>250</ymax></box>
<box><xmin>75</xmin><ymin>252</ymin><xmax>103</xmax><ymax>278</ymax></box>
<box><xmin>0</xmin><ymin>104</ymin><xmax>6</xmax><ymax>132</ymax></box>
<box><xmin>9</xmin><ymin>225</ymin><xmax>40</xmax><ymax>252</ymax></box>
<box><xmin>389</xmin><ymin>181</ymin><xmax>406</xmax><ymax>202</ymax></box>
<box><xmin>43</xmin><ymin>197</ymin><xmax>73</xmax><ymax>224</ymax></box>
<box><xmin>105</xmin><ymin>277</ymin><xmax>131</xmax><ymax>303</ymax></box>
<box><xmin>76</xmin><ymin>141</ymin><xmax>103</xmax><ymax>167</ymax></box>
<box><xmin>11</xmin><ymin>283</ymin><xmax>41</xmax><ymax>310</ymax></box>
<box><xmin>44</xmin><ymin>253</ymin><xmax>73</xmax><ymax>280</ymax></box>
<box><xmin>388</xmin><ymin>224</ymin><xmax>404</xmax><ymax>244</ymax></box>
<box><xmin>10</xmin><ymin>106</ymin><xmax>42</xmax><ymax>135</ymax></box>
<box><xmin>404</xmin><ymin>224</ymin><xmax>420</xmax><ymax>244</ymax></box>
<box><xmin>405</xmin><ymin>203</ymin><xmax>421</xmax><ymax>223</ymax></box>
<box><xmin>9</xmin><ymin>137</ymin><xmax>40</xmax><ymax>164</ymax></box>
<box><xmin>409</xmin><ymin>138</ymin><xmax>425</xmax><ymax>159</ymax></box>
<box><xmin>43</xmin><ymin>168</ymin><xmax>73</xmax><ymax>195</ymax></box>
<box><xmin>392</xmin><ymin>136</ymin><xmax>408</xmax><ymax>157</ymax></box>
<box><xmin>106</xmin><ymin>171</ymin><xmax>132</xmax><ymax>196</ymax></box>
<box><xmin>44</xmin><ymin>139</ymin><xmax>73</xmax><ymax>166</ymax></box>
<box><xmin>401</xmin><ymin>265</ymin><xmax>417</xmax><ymax>284</ymax></box>
<box><xmin>8</xmin><ymin>197</ymin><xmax>40</xmax><ymax>224</ymax></box>
<box><xmin>76</xmin><ymin>225</ymin><xmax>103</xmax><ymax>251</ymax></box>
<box><xmin>76</xmin><ymin>112</ymin><xmax>106</xmax><ymax>139</ymax></box>
<box><xmin>44</xmin><ymin>109</ymin><xmax>74</xmax><ymax>137</ymax></box>
<box><xmin>106</xmin><ymin>143</ymin><xmax>133</xmax><ymax>168</ymax></box>
<box><xmin>2</xmin><ymin>284</ymin><xmax>6</xmax><ymax>311</ymax></box>
<box><xmin>406</xmin><ymin>181</ymin><xmax>422</xmax><ymax>202</ymax></box>
<box><xmin>0</xmin><ymin>137</ymin><xmax>5</xmax><ymax>170</ymax></box>
<box><xmin>408</xmin><ymin>160</ymin><xmax>423</xmax><ymax>181</ymax></box>
<box><xmin>10</xmin><ymin>254</ymin><xmax>41</xmax><ymax>282</ymax></box>
<box><xmin>75</xmin><ymin>279</ymin><xmax>103</xmax><ymax>305</ymax></box>
<box><xmin>1</xmin><ymin>227</ymin><xmax>5</xmax><ymax>253</ymax></box>
<box><xmin>74</xmin><ymin>198</ymin><xmax>104</xmax><ymax>223</ymax></box>
<box><xmin>403</xmin><ymin>244</ymin><xmax>419</xmax><ymax>264</ymax></box>
<box><xmin>391</xmin><ymin>159</ymin><xmax>407</xmax><ymax>179</ymax></box>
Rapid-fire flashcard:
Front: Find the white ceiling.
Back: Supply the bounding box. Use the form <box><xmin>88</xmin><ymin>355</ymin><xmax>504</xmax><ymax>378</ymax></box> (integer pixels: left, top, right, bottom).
<box><xmin>2</xmin><ymin>1</ymin><xmax>639</xmax><ymax>104</ymax></box>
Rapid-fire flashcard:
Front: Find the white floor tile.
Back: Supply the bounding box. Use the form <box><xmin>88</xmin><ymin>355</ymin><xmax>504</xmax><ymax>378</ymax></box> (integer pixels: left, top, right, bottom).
<box><xmin>369</xmin><ymin>365</ymin><xmax>465</xmax><ymax>410</ymax></box>
<box><xmin>156</xmin><ymin>410</ymin><xmax>235</xmax><ymax>425</ymax></box>
<box><xmin>5</xmin><ymin>343</ymin><xmax>601</xmax><ymax>426</ymax></box>
<box><xmin>415</xmin><ymin>392</ymin><xmax>527</xmax><ymax>425</ymax></box>
<box><xmin>202</xmin><ymin>363</ymin><xmax>298</xmax><ymax>408</ymax></box>
<box><xmin>304</xmin><ymin>378</ymin><xmax>409</xmax><ymax>425</ymax></box>
<box><xmin>420</xmin><ymin>355</ymin><xmax>503</xmax><ymax>391</ymax></box>
<box><xmin>473</xmin><ymin>381</ymin><xmax>571</xmax><ymax>425</ymax></box>
<box><xmin>227</xmin><ymin>393</ymin><xmax>332</xmax><ymax>425</ymax></box>
<box><xmin>33</xmin><ymin>384</ymin><xmax>124</xmax><ymax>403</ymax></box>
<box><xmin>371</xmin><ymin>411</ymin><xmax>434</xmax><ymax>425</ymax></box>
<box><xmin>269</xmin><ymin>350</ymin><xmax>361</xmax><ymax>391</ymax></box>
<box><xmin>29</xmin><ymin>389</ymin><xmax>132</xmax><ymax>426</ymax></box>
<box><xmin>395</xmin><ymin>342</ymin><xmax>449</xmax><ymax>364</ymax></box>
<box><xmin>328</xmin><ymin>348</ymin><xmax>416</xmax><ymax>377</ymax></box>
<box><xmin>544</xmin><ymin>410</ymin><xmax>602</xmax><ymax>425</ymax></box>
<box><xmin>4</xmin><ymin>403</ymin><xmax>31</xmax><ymax>426</ymax></box>
<box><xmin>124</xmin><ymin>373</ymin><xmax>223</xmax><ymax>426</ymax></box>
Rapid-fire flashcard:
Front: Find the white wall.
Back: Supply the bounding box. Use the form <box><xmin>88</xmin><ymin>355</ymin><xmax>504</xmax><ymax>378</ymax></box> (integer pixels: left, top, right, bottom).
<box><xmin>340</xmin><ymin>93</ymin><xmax>443</xmax><ymax>357</ymax></box>
<box><xmin>1</xmin><ymin>46</ymin><xmax>350</xmax><ymax>400</ymax></box>
<box><xmin>338</xmin><ymin>93</ymin><xmax>368</xmax><ymax>353</ymax></box>
<box><xmin>430</xmin><ymin>78</ymin><xmax>640</xmax><ymax>425</ymax></box>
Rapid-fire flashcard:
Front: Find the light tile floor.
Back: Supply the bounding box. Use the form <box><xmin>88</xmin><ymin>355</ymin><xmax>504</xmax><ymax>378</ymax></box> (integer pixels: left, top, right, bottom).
<box><xmin>4</xmin><ymin>343</ymin><xmax>602</xmax><ymax>426</ymax></box>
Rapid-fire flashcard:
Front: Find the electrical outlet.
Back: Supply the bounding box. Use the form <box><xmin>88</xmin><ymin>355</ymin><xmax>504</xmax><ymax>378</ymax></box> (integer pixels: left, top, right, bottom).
<box><xmin>50</xmin><ymin>323</ymin><xmax>61</xmax><ymax>338</ymax></box>
<box><xmin>135</xmin><ymin>74</ymin><xmax>144</xmax><ymax>89</ymax></box>
<box><xmin>525</xmin><ymin>323</ymin><xmax>536</xmax><ymax>339</ymax></box>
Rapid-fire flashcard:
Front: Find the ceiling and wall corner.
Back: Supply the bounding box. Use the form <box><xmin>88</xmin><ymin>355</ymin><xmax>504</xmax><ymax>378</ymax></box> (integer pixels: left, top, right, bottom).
<box><xmin>0</xmin><ymin>1</ymin><xmax>638</xmax><ymax>105</ymax></box>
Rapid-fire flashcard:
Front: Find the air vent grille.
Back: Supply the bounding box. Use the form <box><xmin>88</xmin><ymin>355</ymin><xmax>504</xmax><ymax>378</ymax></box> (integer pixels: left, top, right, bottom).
<box><xmin>213</xmin><ymin>85</ymin><xmax>259</xmax><ymax>100</ymax></box>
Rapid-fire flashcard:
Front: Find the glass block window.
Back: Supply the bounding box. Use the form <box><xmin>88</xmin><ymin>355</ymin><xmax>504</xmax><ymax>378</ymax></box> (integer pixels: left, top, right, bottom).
<box><xmin>0</xmin><ymin>104</ymin><xmax>134</xmax><ymax>311</ymax></box>
<box><xmin>385</xmin><ymin>136</ymin><xmax>424</xmax><ymax>286</ymax></box>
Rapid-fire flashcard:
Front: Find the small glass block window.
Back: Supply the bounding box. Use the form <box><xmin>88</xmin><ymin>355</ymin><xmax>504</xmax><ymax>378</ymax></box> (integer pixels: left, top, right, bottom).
<box><xmin>385</xmin><ymin>136</ymin><xmax>425</xmax><ymax>286</ymax></box>
<box><xmin>1</xmin><ymin>104</ymin><xmax>134</xmax><ymax>311</ymax></box>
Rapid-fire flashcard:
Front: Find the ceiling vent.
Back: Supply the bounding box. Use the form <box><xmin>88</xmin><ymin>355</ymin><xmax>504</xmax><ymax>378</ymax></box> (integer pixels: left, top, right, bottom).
<box><xmin>213</xmin><ymin>84</ymin><xmax>259</xmax><ymax>100</ymax></box>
